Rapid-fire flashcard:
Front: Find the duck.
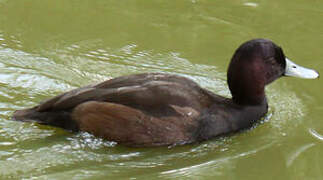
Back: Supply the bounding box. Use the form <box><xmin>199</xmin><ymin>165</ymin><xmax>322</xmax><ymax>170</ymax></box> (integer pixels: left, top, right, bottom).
<box><xmin>12</xmin><ymin>39</ymin><xmax>319</xmax><ymax>147</ymax></box>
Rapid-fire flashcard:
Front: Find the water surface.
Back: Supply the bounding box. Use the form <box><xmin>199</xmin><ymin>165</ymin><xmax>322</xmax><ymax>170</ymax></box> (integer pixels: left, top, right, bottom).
<box><xmin>0</xmin><ymin>0</ymin><xmax>322</xmax><ymax>179</ymax></box>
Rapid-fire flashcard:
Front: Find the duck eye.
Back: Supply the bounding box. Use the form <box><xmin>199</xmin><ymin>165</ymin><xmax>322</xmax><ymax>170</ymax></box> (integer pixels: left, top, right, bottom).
<box><xmin>292</xmin><ymin>65</ymin><xmax>297</xmax><ymax>68</ymax></box>
<box><xmin>265</xmin><ymin>57</ymin><xmax>275</xmax><ymax>63</ymax></box>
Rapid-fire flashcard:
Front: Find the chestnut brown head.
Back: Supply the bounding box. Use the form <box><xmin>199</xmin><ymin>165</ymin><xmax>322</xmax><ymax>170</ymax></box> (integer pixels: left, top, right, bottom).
<box><xmin>227</xmin><ymin>39</ymin><xmax>319</xmax><ymax>105</ymax></box>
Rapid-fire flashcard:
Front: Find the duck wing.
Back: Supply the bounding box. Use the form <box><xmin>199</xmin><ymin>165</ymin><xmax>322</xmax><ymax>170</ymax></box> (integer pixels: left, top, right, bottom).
<box><xmin>37</xmin><ymin>73</ymin><xmax>214</xmax><ymax>114</ymax></box>
<box><xmin>71</xmin><ymin>101</ymin><xmax>200</xmax><ymax>146</ymax></box>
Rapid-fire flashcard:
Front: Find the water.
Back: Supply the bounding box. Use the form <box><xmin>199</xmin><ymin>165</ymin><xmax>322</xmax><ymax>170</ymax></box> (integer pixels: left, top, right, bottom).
<box><xmin>0</xmin><ymin>0</ymin><xmax>322</xmax><ymax>179</ymax></box>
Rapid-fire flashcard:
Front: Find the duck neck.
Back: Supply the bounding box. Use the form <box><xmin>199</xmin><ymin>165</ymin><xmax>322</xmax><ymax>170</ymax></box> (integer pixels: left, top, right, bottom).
<box><xmin>231</xmin><ymin>84</ymin><xmax>266</xmax><ymax>106</ymax></box>
<box><xmin>227</xmin><ymin>57</ymin><xmax>267</xmax><ymax>106</ymax></box>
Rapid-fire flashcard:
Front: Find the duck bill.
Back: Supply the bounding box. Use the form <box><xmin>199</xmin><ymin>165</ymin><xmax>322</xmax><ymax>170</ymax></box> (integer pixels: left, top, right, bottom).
<box><xmin>284</xmin><ymin>58</ymin><xmax>319</xmax><ymax>79</ymax></box>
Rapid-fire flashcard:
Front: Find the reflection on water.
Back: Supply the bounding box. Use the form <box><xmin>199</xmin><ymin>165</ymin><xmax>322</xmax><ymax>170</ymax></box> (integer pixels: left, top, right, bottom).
<box><xmin>309</xmin><ymin>129</ymin><xmax>323</xmax><ymax>141</ymax></box>
<box><xmin>0</xmin><ymin>0</ymin><xmax>322</xmax><ymax>179</ymax></box>
<box><xmin>243</xmin><ymin>2</ymin><xmax>259</xmax><ymax>8</ymax></box>
<box><xmin>286</xmin><ymin>143</ymin><xmax>315</xmax><ymax>167</ymax></box>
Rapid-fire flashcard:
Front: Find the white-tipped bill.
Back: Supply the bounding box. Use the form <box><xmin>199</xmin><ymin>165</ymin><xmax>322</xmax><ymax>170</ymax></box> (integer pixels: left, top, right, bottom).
<box><xmin>284</xmin><ymin>58</ymin><xmax>319</xmax><ymax>79</ymax></box>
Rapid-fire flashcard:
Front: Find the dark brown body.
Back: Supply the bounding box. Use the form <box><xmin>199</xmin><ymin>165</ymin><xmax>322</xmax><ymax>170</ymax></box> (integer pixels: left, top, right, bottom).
<box><xmin>12</xmin><ymin>73</ymin><xmax>267</xmax><ymax>147</ymax></box>
<box><xmin>13</xmin><ymin>39</ymin><xmax>298</xmax><ymax>147</ymax></box>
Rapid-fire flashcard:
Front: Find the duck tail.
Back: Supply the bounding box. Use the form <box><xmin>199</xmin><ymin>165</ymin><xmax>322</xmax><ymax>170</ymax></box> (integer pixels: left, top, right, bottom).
<box><xmin>12</xmin><ymin>107</ymin><xmax>79</xmax><ymax>131</ymax></box>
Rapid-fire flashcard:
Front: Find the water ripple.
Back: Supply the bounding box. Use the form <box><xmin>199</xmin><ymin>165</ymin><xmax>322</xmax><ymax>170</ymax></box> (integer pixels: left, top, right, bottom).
<box><xmin>309</xmin><ymin>128</ymin><xmax>323</xmax><ymax>141</ymax></box>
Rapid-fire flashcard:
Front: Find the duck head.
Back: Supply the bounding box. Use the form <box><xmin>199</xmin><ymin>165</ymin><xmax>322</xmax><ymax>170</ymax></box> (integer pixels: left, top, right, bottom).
<box><xmin>227</xmin><ymin>39</ymin><xmax>319</xmax><ymax>105</ymax></box>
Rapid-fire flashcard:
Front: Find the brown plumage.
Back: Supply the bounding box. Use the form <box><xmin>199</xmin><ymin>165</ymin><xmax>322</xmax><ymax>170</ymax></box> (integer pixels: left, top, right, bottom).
<box><xmin>12</xmin><ymin>39</ymin><xmax>319</xmax><ymax>147</ymax></box>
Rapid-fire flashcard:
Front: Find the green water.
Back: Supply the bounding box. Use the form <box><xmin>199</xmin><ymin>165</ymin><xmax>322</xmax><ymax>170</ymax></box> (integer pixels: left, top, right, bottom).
<box><xmin>0</xmin><ymin>0</ymin><xmax>322</xmax><ymax>179</ymax></box>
